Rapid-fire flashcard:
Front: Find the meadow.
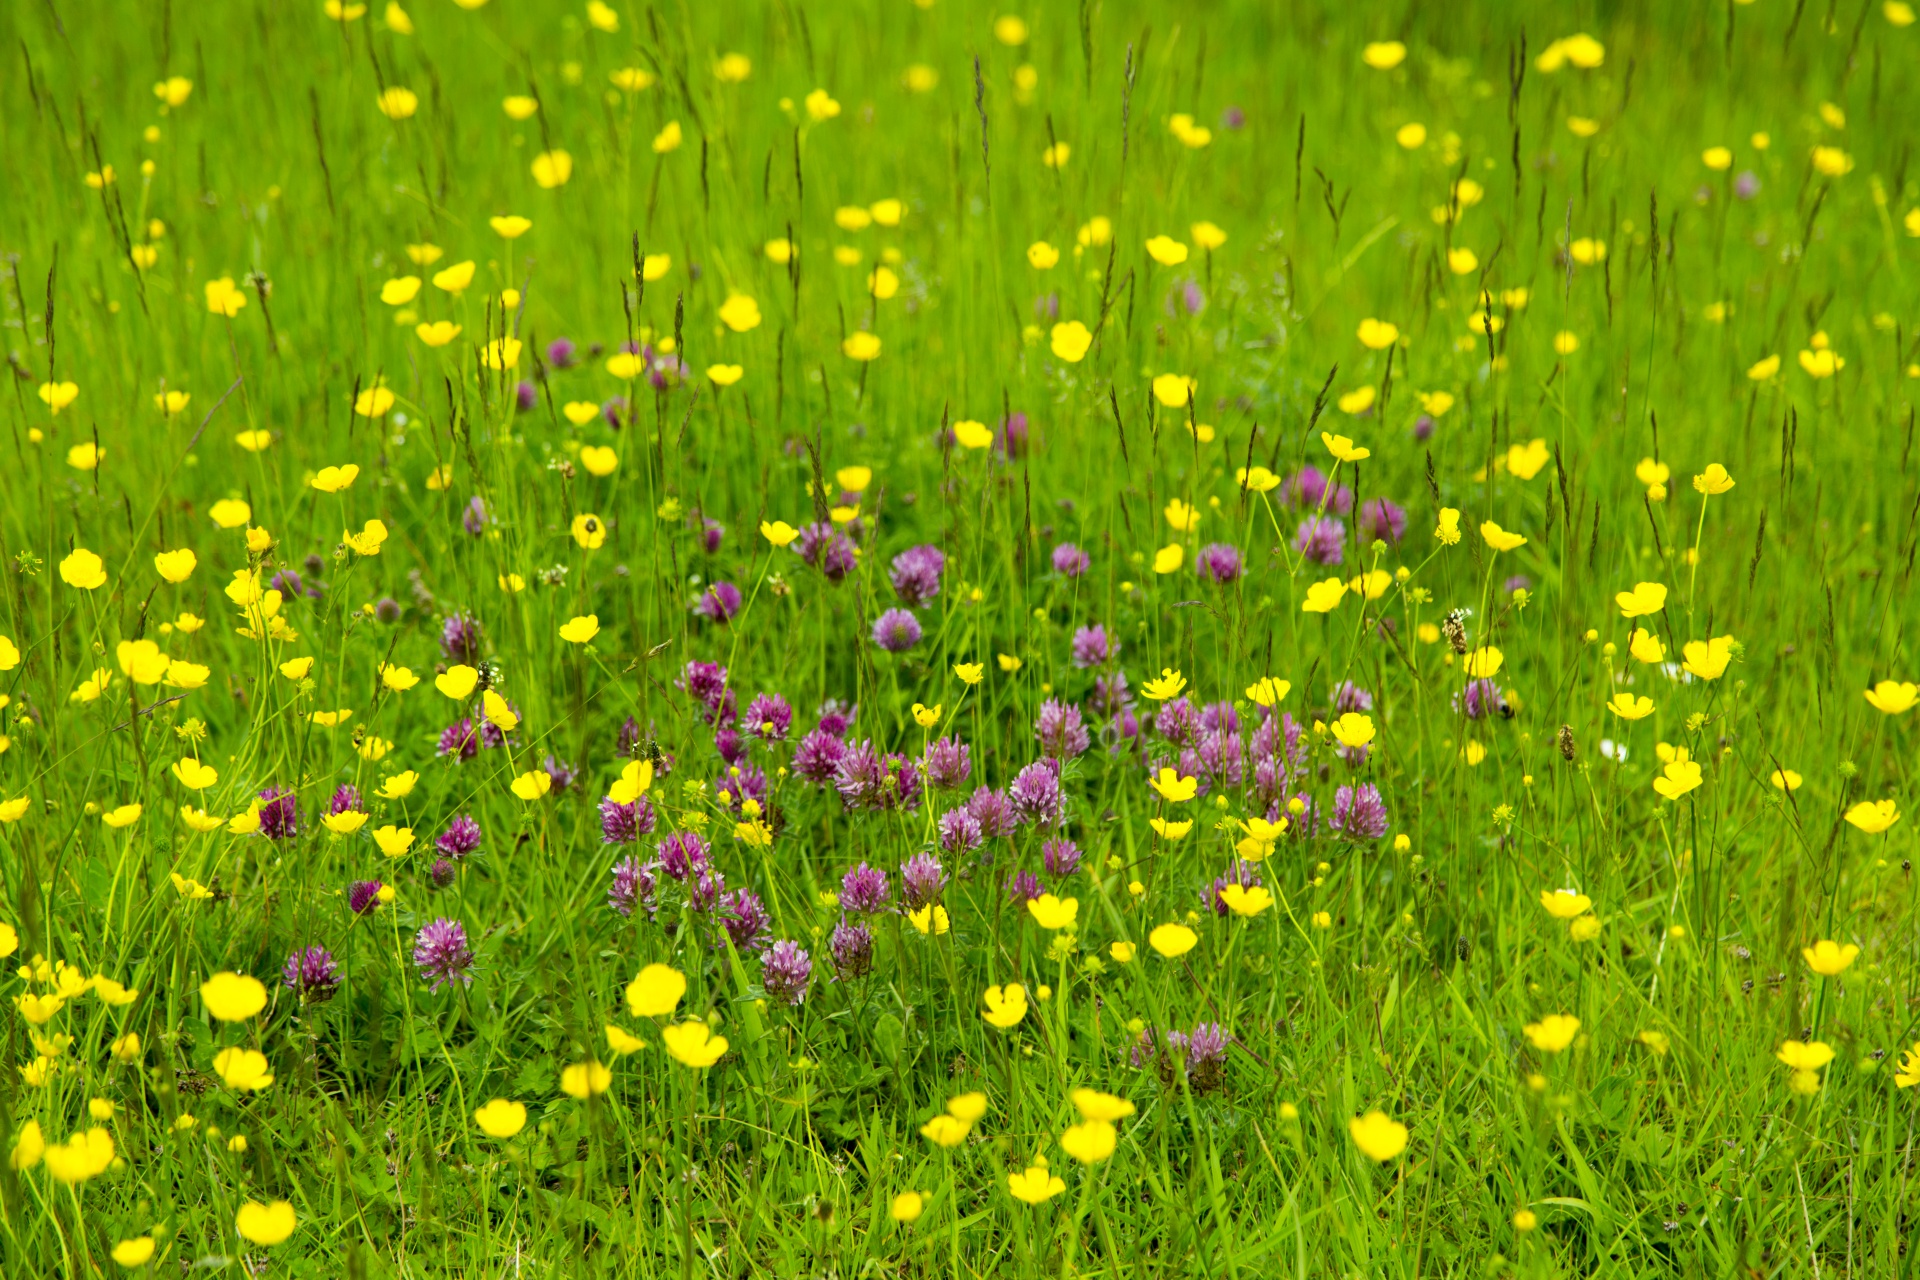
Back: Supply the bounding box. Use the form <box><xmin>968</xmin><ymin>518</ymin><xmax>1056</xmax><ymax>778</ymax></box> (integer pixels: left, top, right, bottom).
<box><xmin>2</xmin><ymin>0</ymin><xmax>1919</xmax><ymax>1274</ymax></box>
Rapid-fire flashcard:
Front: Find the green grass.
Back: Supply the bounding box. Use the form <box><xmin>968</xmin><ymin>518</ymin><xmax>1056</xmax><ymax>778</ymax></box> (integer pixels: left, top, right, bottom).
<box><xmin>3</xmin><ymin>0</ymin><xmax>1920</xmax><ymax>1275</ymax></box>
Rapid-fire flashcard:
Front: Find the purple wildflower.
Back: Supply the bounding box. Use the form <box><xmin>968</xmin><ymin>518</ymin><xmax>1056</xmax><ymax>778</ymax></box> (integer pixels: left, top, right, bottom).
<box><xmin>1042</xmin><ymin>838</ymin><xmax>1082</xmax><ymax>879</ymax></box>
<box><xmin>437</xmin><ymin>815</ymin><xmax>483</xmax><ymax>860</ymax></box>
<box><xmin>833</xmin><ymin>741</ymin><xmax>922</xmax><ymax>811</ymax></box>
<box><xmin>430</xmin><ymin>858</ymin><xmax>456</xmax><ymax>889</ymax></box>
<box><xmin>922</xmin><ymin>736</ymin><xmax>973</xmax><ymax>790</ymax></box>
<box><xmin>1184</xmin><ymin>1022</ymin><xmax>1230</xmax><ymax>1091</ymax></box>
<box><xmin>938</xmin><ymin>808</ymin><xmax>984</xmax><ymax>854</ymax></box>
<box><xmin>437</xmin><ymin>718</ymin><xmax>481</xmax><ymax>761</ymax></box>
<box><xmin>1071</xmin><ymin>624</ymin><xmax>1115</xmax><ymax>669</ymax></box>
<box><xmin>793</xmin><ymin>521</ymin><xmax>858</xmax><ymax>582</ymax></box>
<box><xmin>599</xmin><ymin>795</ymin><xmax>658</xmax><ymax>843</ymax></box>
<box><xmin>1412</xmin><ymin>414</ymin><xmax>1436</xmax><ymax>442</ymax></box>
<box><xmin>829</xmin><ymin>920</ymin><xmax>874</xmax><ymax>981</ymax></box>
<box><xmin>839</xmin><ymin>863</ymin><xmax>892</xmax><ymax>915</ymax></box>
<box><xmin>720</xmin><ymin>889</ymin><xmax>772</xmax><ymax>952</ymax></box>
<box><xmin>900</xmin><ymin>851</ymin><xmax>948</xmax><ymax>908</ymax></box>
<box><xmin>680</xmin><ymin>661</ymin><xmax>732</xmax><ymax>720</ymax></box>
<box><xmin>997</xmin><ymin>411</ymin><xmax>1030</xmax><ymax>459</ymax></box>
<box><xmin>794</xmin><ymin>729</ymin><xmax>849</xmax><ymax>785</ymax></box>
<box><xmin>744</xmin><ymin>693</ymin><xmax>793</xmax><ymax>742</ymax></box>
<box><xmin>1008</xmin><ymin>759</ymin><xmax>1066</xmax><ymax>827</ymax></box>
<box><xmin>1294</xmin><ymin>516</ymin><xmax>1346</xmax><ymax>566</ymax></box>
<box><xmin>871</xmin><ymin>608</ymin><xmax>923</xmax><ymax>653</ymax></box>
<box><xmin>1035</xmin><ymin>699</ymin><xmax>1090</xmax><ymax>758</ymax></box>
<box><xmin>817</xmin><ymin>700</ymin><xmax>857</xmax><ymax>738</ymax></box>
<box><xmin>328</xmin><ymin>785</ymin><xmax>363</xmax><ymax>816</ymax></box>
<box><xmin>1157</xmin><ymin>698</ymin><xmax>1201</xmax><ymax>747</ymax></box>
<box><xmin>542</xmin><ymin>755</ymin><xmax>576</xmax><ymax>793</ymax></box>
<box><xmin>889</xmin><ymin>545</ymin><xmax>946</xmax><ymax>607</ymax></box>
<box><xmin>694</xmin><ymin>581</ymin><xmax>744</xmax><ymax>623</ymax></box>
<box><xmin>546</xmin><ymin>337</ymin><xmax>577</xmax><ymax>369</ymax></box>
<box><xmin>258</xmin><ymin>787</ymin><xmax>298</xmax><ymax>841</ymax></box>
<box><xmin>348</xmin><ymin>880</ymin><xmax>383</xmax><ymax>915</ymax></box>
<box><xmin>281</xmin><ymin>946</ymin><xmax>342</xmax><ymax>1003</ymax></box>
<box><xmin>608</xmin><ymin>855</ymin><xmax>655</xmax><ymax>918</ymax></box>
<box><xmin>1285</xmin><ymin>465</ymin><xmax>1354</xmax><ymax>515</ymax></box>
<box><xmin>1359</xmin><ymin>498</ymin><xmax>1408</xmax><ymax>545</ymax></box>
<box><xmin>412</xmin><ymin>918</ymin><xmax>475</xmax><ymax>992</ymax></box>
<box><xmin>1005</xmin><ymin>870</ymin><xmax>1046</xmax><ymax>903</ymax></box>
<box><xmin>658</xmin><ymin>832</ymin><xmax>710</xmax><ymax>882</ymax></box>
<box><xmin>462</xmin><ymin>497</ymin><xmax>490</xmax><ymax>536</ymax></box>
<box><xmin>1456</xmin><ymin>678</ymin><xmax>1507</xmax><ymax>721</ymax></box>
<box><xmin>762</xmin><ymin>940</ymin><xmax>813</xmax><ymax>1005</ymax></box>
<box><xmin>1331</xmin><ymin>682</ymin><xmax>1375</xmax><ymax>714</ymax></box>
<box><xmin>1330</xmin><ymin>783</ymin><xmax>1390</xmax><ymax>840</ymax></box>
<box><xmin>1195</xmin><ymin>542</ymin><xmax>1243</xmax><ymax>583</ymax></box>
<box><xmin>1051</xmin><ymin>543</ymin><xmax>1091</xmax><ymax>576</ymax></box>
<box><xmin>441</xmin><ymin>613</ymin><xmax>482</xmax><ymax>664</ymax></box>
<box><xmin>514</xmin><ymin>381</ymin><xmax>536</xmax><ymax>412</ymax></box>
<box><xmin>967</xmin><ymin>786</ymin><xmax>1019</xmax><ymax>838</ymax></box>
<box><xmin>1091</xmin><ymin>669</ymin><xmax>1132</xmax><ymax>716</ymax></box>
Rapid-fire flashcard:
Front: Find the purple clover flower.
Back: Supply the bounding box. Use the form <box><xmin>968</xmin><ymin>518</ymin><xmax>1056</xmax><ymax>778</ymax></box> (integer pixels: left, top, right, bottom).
<box><xmin>762</xmin><ymin>940</ymin><xmax>812</xmax><ymax>1005</ymax></box>
<box><xmin>412</xmin><ymin>918</ymin><xmax>475</xmax><ymax>992</ymax></box>
<box><xmin>900</xmin><ymin>851</ymin><xmax>947</xmax><ymax>908</ymax></box>
<box><xmin>281</xmin><ymin>946</ymin><xmax>342</xmax><ymax>1003</ymax></box>
<box><xmin>1051</xmin><ymin>543</ymin><xmax>1091</xmax><ymax>576</ymax></box>
<box><xmin>608</xmin><ymin>855</ymin><xmax>655</xmax><ymax>917</ymax></box>
<box><xmin>829</xmin><ymin>920</ymin><xmax>874</xmax><ymax>980</ymax></box>
<box><xmin>1330</xmin><ymin>783</ymin><xmax>1390</xmax><ymax>840</ymax></box>
<box><xmin>1035</xmin><ymin>699</ymin><xmax>1091</xmax><ymax>758</ymax></box>
<box><xmin>744</xmin><ymin>693</ymin><xmax>793</xmax><ymax>742</ymax></box>
<box><xmin>871</xmin><ymin>608</ymin><xmax>923</xmax><ymax>653</ymax></box>
<box><xmin>437</xmin><ymin>815</ymin><xmax>482</xmax><ymax>859</ymax></box>
<box><xmin>889</xmin><ymin>545</ymin><xmax>946</xmax><ymax>607</ymax></box>
<box><xmin>258</xmin><ymin>787</ymin><xmax>298</xmax><ymax>841</ymax></box>
<box><xmin>1294</xmin><ymin>516</ymin><xmax>1346</xmax><ymax>566</ymax></box>
<box><xmin>839</xmin><ymin>863</ymin><xmax>892</xmax><ymax>915</ymax></box>
<box><xmin>1071</xmin><ymin>624</ymin><xmax>1115</xmax><ymax>669</ymax></box>
<box><xmin>694</xmin><ymin>581</ymin><xmax>743</xmax><ymax>623</ymax></box>
<box><xmin>1195</xmin><ymin>542</ymin><xmax>1243</xmax><ymax>583</ymax></box>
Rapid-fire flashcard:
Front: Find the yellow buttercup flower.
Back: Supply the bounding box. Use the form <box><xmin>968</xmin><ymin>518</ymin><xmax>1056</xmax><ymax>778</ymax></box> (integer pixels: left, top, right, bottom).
<box><xmin>1148</xmin><ymin>923</ymin><xmax>1197</xmax><ymax>958</ymax></box>
<box><xmin>473</xmin><ymin>1099</ymin><xmax>527</xmax><ymax>1137</ymax></box>
<box><xmin>1321</xmin><ymin>431</ymin><xmax>1370</xmax><ymax>463</ymax></box>
<box><xmin>1348</xmin><ymin>1111</ymin><xmax>1409</xmax><ymax>1162</ymax></box>
<box><xmin>560</xmin><ymin>1059</ymin><xmax>613</xmax><ymax>1097</ymax></box>
<box><xmin>660</xmin><ymin>1021</ymin><xmax>728</xmax><ymax>1067</ymax></box>
<box><xmin>1523</xmin><ymin>1014</ymin><xmax>1580</xmax><ymax>1053</ymax></box>
<box><xmin>1801</xmin><ymin>940</ymin><xmax>1859</xmax><ymax>977</ymax></box>
<box><xmin>1540</xmin><ymin>889</ymin><xmax>1591</xmax><ymax>919</ymax></box>
<box><xmin>1302</xmin><ymin>577</ymin><xmax>1347</xmax><ymax>613</ymax></box>
<box><xmin>980</xmin><ymin>983</ymin><xmax>1028</xmax><ymax>1028</ymax></box>
<box><xmin>1330</xmin><ymin>712</ymin><xmax>1374</xmax><ymax>750</ymax></box>
<box><xmin>201</xmin><ymin>972</ymin><xmax>267</xmax><ymax>1022</ymax></box>
<box><xmin>1060</xmin><ymin>1119</ymin><xmax>1117</xmax><ymax>1164</ymax></box>
<box><xmin>234</xmin><ymin>1201</ymin><xmax>296</xmax><ymax>1246</ymax></box>
<box><xmin>625</xmin><ymin>964</ymin><xmax>686</xmax><ymax>1018</ymax></box>
<box><xmin>1844</xmin><ymin>799</ymin><xmax>1899</xmax><ymax>834</ymax></box>
<box><xmin>1148</xmin><ymin>767</ymin><xmax>1198</xmax><ymax>802</ymax></box>
<box><xmin>1026</xmin><ymin>894</ymin><xmax>1078</xmax><ymax>930</ymax></box>
<box><xmin>1480</xmin><ymin>521</ymin><xmax>1526</xmax><ymax>552</ymax></box>
<box><xmin>1614</xmin><ymin>581</ymin><xmax>1668</xmax><ymax>618</ymax></box>
<box><xmin>1141</xmin><ymin>668</ymin><xmax>1187</xmax><ymax>701</ymax></box>
<box><xmin>1864</xmin><ymin>680</ymin><xmax>1918</xmax><ymax>714</ymax></box>
<box><xmin>1007</xmin><ymin>1164</ymin><xmax>1066</xmax><ymax>1204</ymax></box>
